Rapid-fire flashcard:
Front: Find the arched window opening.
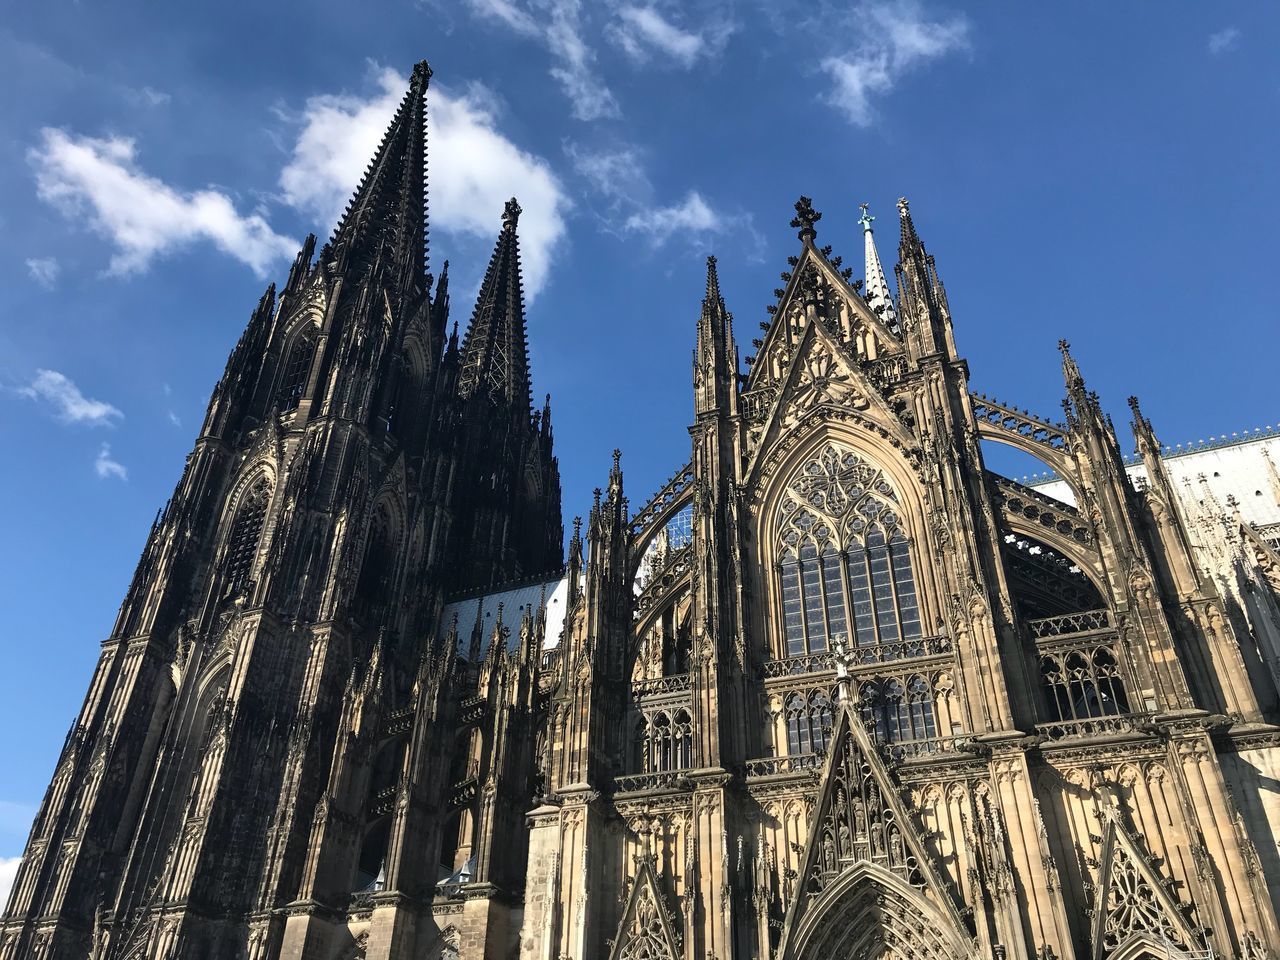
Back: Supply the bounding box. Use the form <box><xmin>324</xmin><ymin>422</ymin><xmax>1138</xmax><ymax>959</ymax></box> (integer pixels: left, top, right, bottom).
<box><xmin>859</xmin><ymin>675</ymin><xmax>936</xmax><ymax>744</ymax></box>
<box><xmin>356</xmin><ymin>504</ymin><xmax>396</xmax><ymax>617</ymax></box>
<box><xmin>1040</xmin><ymin>646</ymin><xmax>1130</xmax><ymax>722</ymax></box>
<box><xmin>775</xmin><ymin>444</ymin><xmax>922</xmax><ymax>662</ymax></box>
<box><xmin>785</xmin><ymin>689</ymin><xmax>834</xmax><ymax>756</ymax></box>
<box><xmin>224</xmin><ymin>479</ymin><xmax>271</xmax><ymax>589</ymax></box>
<box><xmin>279</xmin><ymin>329</ymin><xmax>317</xmax><ymax>412</ymax></box>
<box><xmin>355</xmin><ymin>816</ymin><xmax>390</xmax><ymax>891</ymax></box>
<box><xmin>1003</xmin><ymin>532</ymin><xmax>1104</xmax><ymax>620</ymax></box>
<box><xmin>632</xmin><ymin>709</ymin><xmax>695</xmax><ymax>773</ymax></box>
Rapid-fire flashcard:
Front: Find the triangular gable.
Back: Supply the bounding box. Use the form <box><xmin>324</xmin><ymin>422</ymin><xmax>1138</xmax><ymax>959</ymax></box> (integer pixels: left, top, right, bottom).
<box><xmin>746</xmin><ymin>242</ymin><xmax>903</xmax><ymax>395</ymax></box>
<box><xmin>776</xmin><ymin>700</ymin><xmax>968</xmax><ymax>957</ymax></box>
<box><xmin>1090</xmin><ymin>801</ymin><xmax>1203</xmax><ymax>959</ymax></box>
<box><xmin>744</xmin><ymin>313</ymin><xmax>913</xmax><ymax>486</ymax></box>
<box><xmin>608</xmin><ymin>855</ymin><xmax>683</xmax><ymax>960</ymax></box>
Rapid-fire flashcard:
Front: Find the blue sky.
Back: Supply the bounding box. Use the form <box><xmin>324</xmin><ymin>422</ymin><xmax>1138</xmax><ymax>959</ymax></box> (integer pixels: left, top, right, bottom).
<box><xmin>0</xmin><ymin>0</ymin><xmax>1276</xmax><ymax>897</ymax></box>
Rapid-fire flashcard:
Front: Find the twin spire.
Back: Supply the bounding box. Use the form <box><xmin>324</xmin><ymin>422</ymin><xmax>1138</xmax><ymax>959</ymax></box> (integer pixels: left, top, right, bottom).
<box><xmin>326</xmin><ymin>62</ymin><xmax>533</xmax><ymax>416</ymax></box>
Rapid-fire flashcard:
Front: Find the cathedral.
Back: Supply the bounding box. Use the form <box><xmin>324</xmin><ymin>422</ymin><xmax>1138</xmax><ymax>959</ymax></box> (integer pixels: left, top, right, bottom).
<box><xmin>6</xmin><ymin>60</ymin><xmax>1280</xmax><ymax>960</ymax></box>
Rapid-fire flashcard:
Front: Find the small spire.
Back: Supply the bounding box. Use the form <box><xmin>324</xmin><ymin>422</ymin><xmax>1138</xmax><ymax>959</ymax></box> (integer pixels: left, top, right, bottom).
<box><xmin>790</xmin><ymin>196</ymin><xmax>821</xmax><ymax>243</ymax></box>
<box><xmin>859</xmin><ymin>202</ymin><xmax>898</xmax><ymax>331</ymax></box>
<box><xmin>458</xmin><ymin>201</ymin><xmax>531</xmax><ymax>412</ymax></box>
<box><xmin>897</xmin><ymin>196</ymin><xmax>918</xmax><ymax>244</ymax></box>
<box><xmin>1059</xmin><ymin>339</ymin><xmax>1085</xmax><ymax>391</ymax></box>
<box><xmin>704</xmin><ymin>255</ymin><xmax>722</xmax><ymax>303</ymax></box>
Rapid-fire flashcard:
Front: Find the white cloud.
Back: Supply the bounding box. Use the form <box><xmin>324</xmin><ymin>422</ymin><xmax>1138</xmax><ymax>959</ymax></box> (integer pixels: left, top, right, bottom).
<box><xmin>565</xmin><ymin>142</ymin><xmax>652</xmax><ymax>207</ymax></box>
<box><xmin>820</xmin><ymin>1</ymin><xmax>968</xmax><ymax>126</ymax></box>
<box><xmin>0</xmin><ymin>857</ymin><xmax>18</xmax><ymax>910</ymax></box>
<box><xmin>17</xmin><ymin>369</ymin><xmax>123</xmax><ymax>427</ymax></box>
<box><xmin>467</xmin><ymin>0</ymin><xmax>619</xmax><ymax>120</ymax></box>
<box><xmin>29</xmin><ymin>129</ymin><xmax>298</xmax><ymax>277</ymax></box>
<box><xmin>280</xmin><ymin>66</ymin><xmax>569</xmax><ymax>300</ymax></box>
<box><xmin>25</xmin><ymin>257</ymin><xmax>59</xmax><ymax>289</ymax></box>
<box><xmin>607</xmin><ymin>6</ymin><xmax>730</xmax><ymax>69</ymax></box>
<box><xmin>624</xmin><ymin>191</ymin><xmax>723</xmax><ymax>244</ymax></box>
<box><xmin>1208</xmin><ymin>26</ymin><xmax>1240</xmax><ymax>55</ymax></box>
<box><xmin>94</xmin><ymin>443</ymin><xmax>128</xmax><ymax>480</ymax></box>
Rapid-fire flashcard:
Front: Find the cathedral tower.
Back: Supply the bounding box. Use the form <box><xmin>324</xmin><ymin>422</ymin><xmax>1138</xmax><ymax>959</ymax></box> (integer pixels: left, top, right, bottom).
<box><xmin>0</xmin><ymin>62</ymin><xmax>562</xmax><ymax>960</ymax></box>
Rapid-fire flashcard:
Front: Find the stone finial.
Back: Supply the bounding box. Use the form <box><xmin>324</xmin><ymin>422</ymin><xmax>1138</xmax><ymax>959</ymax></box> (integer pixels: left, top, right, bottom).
<box><xmin>790</xmin><ymin>196</ymin><xmax>822</xmax><ymax>242</ymax></box>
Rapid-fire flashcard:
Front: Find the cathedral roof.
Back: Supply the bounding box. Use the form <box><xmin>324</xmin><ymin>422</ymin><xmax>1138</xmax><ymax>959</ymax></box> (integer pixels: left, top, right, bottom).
<box><xmin>441</xmin><ymin>571</ymin><xmax>572</xmax><ymax>657</ymax></box>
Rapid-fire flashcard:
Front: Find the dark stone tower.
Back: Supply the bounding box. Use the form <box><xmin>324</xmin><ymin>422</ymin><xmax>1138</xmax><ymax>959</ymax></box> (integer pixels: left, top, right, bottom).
<box><xmin>0</xmin><ymin>62</ymin><xmax>561</xmax><ymax>960</ymax></box>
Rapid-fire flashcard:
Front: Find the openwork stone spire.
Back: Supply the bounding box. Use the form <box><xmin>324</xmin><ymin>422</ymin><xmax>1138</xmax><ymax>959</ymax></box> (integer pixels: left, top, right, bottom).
<box><xmin>458</xmin><ymin>198</ymin><xmax>532</xmax><ymax>413</ymax></box>
<box><xmin>859</xmin><ymin>201</ymin><xmax>898</xmax><ymax>331</ymax></box>
<box><xmin>328</xmin><ymin>60</ymin><xmax>430</xmax><ymax>285</ymax></box>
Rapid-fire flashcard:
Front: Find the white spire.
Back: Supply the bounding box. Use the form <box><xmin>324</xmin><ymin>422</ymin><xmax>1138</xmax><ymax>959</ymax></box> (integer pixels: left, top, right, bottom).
<box><xmin>859</xmin><ymin>202</ymin><xmax>898</xmax><ymax>331</ymax></box>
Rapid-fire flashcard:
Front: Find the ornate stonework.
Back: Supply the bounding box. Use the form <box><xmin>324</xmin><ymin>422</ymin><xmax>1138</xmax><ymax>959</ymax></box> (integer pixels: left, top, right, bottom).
<box><xmin>4</xmin><ymin>63</ymin><xmax>1280</xmax><ymax>960</ymax></box>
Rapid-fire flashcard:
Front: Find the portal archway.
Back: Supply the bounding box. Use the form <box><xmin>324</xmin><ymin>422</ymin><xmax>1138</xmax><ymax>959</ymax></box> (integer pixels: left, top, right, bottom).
<box><xmin>784</xmin><ymin>862</ymin><xmax>970</xmax><ymax>960</ymax></box>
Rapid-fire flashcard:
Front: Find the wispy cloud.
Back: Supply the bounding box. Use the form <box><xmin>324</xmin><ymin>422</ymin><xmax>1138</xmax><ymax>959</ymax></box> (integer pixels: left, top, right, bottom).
<box><xmin>280</xmin><ymin>66</ymin><xmax>569</xmax><ymax>299</ymax></box>
<box><xmin>1208</xmin><ymin>26</ymin><xmax>1240</xmax><ymax>55</ymax></box>
<box><xmin>624</xmin><ymin>190</ymin><xmax>728</xmax><ymax>246</ymax></box>
<box><xmin>25</xmin><ymin>257</ymin><xmax>59</xmax><ymax>289</ymax></box>
<box><xmin>94</xmin><ymin>443</ymin><xmax>128</xmax><ymax>480</ymax></box>
<box><xmin>29</xmin><ymin>129</ymin><xmax>298</xmax><ymax>277</ymax></box>
<box><xmin>607</xmin><ymin>6</ymin><xmax>732</xmax><ymax>69</ymax></box>
<box><xmin>127</xmin><ymin>85</ymin><xmax>171</xmax><ymax>107</ymax></box>
<box><xmin>565</xmin><ymin>142</ymin><xmax>653</xmax><ymax>208</ymax></box>
<box><xmin>17</xmin><ymin>369</ymin><xmax>122</xmax><ymax>427</ymax></box>
<box><xmin>819</xmin><ymin>0</ymin><xmax>969</xmax><ymax>126</ymax></box>
<box><xmin>0</xmin><ymin>857</ymin><xmax>18</xmax><ymax>911</ymax></box>
<box><xmin>466</xmin><ymin>0</ymin><xmax>619</xmax><ymax>120</ymax></box>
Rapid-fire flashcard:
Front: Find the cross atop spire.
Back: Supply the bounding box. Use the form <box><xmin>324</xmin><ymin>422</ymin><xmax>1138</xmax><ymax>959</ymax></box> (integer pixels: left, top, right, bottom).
<box><xmin>859</xmin><ymin>202</ymin><xmax>898</xmax><ymax>331</ymax></box>
<box><xmin>704</xmin><ymin>254</ymin><xmax>722</xmax><ymax>306</ymax></box>
<box><xmin>791</xmin><ymin>196</ymin><xmax>822</xmax><ymax>243</ymax></box>
<box><xmin>327</xmin><ymin>61</ymin><xmax>431</xmax><ymax>286</ymax></box>
<box><xmin>458</xmin><ymin>199</ymin><xmax>531</xmax><ymax>414</ymax></box>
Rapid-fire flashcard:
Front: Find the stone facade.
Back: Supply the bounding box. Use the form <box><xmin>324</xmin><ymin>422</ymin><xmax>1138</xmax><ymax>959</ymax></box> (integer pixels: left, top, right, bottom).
<box><xmin>5</xmin><ymin>61</ymin><xmax>1280</xmax><ymax>960</ymax></box>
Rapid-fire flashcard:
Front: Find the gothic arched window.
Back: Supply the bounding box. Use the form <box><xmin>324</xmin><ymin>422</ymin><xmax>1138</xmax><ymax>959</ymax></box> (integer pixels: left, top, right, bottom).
<box><xmin>785</xmin><ymin>689</ymin><xmax>834</xmax><ymax>755</ymax></box>
<box><xmin>775</xmin><ymin>444</ymin><xmax>922</xmax><ymax>661</ymax></box>
<box><xmin>1040</xmin><ymin>646</ymin><xmax>1130</xmax><ymax>721</ymax></box>
<box><xmin>224</xmin><ymin>478</ymin><xmax>271</xmax><ymax>588</ymax></box>
<box><xmin>356</xmin><ymin>504</ymin><xmax>396</xmax><ymax>616</ymax></box>
<box><xmin>279</xmin><ymin>328</ymin><xmax>317</xmax><ymax>412</ymax></box>
<box><xmin>859</xmin><ymin>675</ymin><xmax>936</xmax><ymax>744</ymax></box>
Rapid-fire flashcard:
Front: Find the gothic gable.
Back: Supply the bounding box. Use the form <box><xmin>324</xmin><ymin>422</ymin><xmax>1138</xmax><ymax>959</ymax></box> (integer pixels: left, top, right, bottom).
<box><xmin>777</xmin><ymin>700</ymin><xmax>970</xmax><ymax>960</ymax></box>
<box><xmin>608</xmin><ymin>855</ymin><xmax>683</xmax><ymax>960</ymax></box>
<box><xmin>745</xmin><ymin>310</ymin><xmax>913</xmax><ymax>486</ymax></box>
<box><xmin>1090</xmin><ymin>802</ymin><xmax>1203</xmax><ymax>960</ymax></box>
<box><xmin>747</xmin><ymin>237</ymin><xmax>902</xmax><ymax>398</ymax></box>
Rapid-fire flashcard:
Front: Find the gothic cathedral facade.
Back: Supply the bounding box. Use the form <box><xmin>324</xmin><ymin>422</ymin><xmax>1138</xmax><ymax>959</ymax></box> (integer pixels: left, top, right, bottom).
<box><xmin>5</xmin><ymin>62</ymin><xmax>1280</xmax><ymax>960</ymax></box>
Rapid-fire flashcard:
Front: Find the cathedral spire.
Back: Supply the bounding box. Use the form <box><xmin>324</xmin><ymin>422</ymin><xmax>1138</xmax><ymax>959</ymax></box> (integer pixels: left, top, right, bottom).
<box><xmin>457</xmin><ymin>198</ymin><xmax>532</xmax><ymax>415</ymax></box>
<box><xmin>895</xmin><ymin>196</ymin><xmax>954</xmax><ymax>359</ymax></box>
<box><xmin>858</xmin><ymin>202</ymin><xmax>898</xmax><ymax>332</ymax></box>
<box><xmin>327</xmin><ymin>60</ymin><xmax>431</xmax><ymax>289</ymax></box>
<box><xmin>694</xmin><ymin>255</ymin><xmax>739</xmax><ymax>416</ymax></box>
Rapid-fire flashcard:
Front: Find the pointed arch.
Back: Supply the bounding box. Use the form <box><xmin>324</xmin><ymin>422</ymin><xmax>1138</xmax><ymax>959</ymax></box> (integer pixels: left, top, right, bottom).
<box><xmin>784</xmin><ymin>860</ymin><xmax>971</xmax><ymax>960</ymax></box>
<box><xmin>277</xmin><ymin>317</ymin><xmax>320</xmax><ymax>412</ymax></box>
<box><xmin>220</xmin><ymin>471</ymin><xmax>274</xmax><ymax>590</ymax></box>
<box><xmin>762</xmin><ymin>438</ymin><xmax>931</xmax><ymax>662</ymax></box>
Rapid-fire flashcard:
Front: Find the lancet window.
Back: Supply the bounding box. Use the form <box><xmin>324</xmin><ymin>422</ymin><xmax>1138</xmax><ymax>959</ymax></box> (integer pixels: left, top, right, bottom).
<box><xmin>776</xmin><ymin>444</ymin><xmax>923</xmax><ymax>660</ymax></box>
<box><xmin>859</xmin><ymin>675</ymin><xmax>937</xmax><ymax>743</ymax></box>
<box><xmin>785</xmin><ymin>688</ymin><xmax>835</xmax><ymax>755</ymax></box>
<box><xmin>1039</xmin><ymin>646</ymin><xmax>1130</xmax><ymax>721</ymax></box>
<box><xmin>279</xmin><ymin>328</ymin><xmax>317</xmax><ymax>412</ymax></box>
<box><xmin>632</xmin><ymin>709</ymin><xmax>694</xmax><ymax>773</ymax></box>
<box><xmin>356</xmin><ymin>504</ymin><xmax>396</xmax><ymax>616</ymax></box>
<box><xmin>224</xmin><ymin>478</ymin><xmax>271</xmax><ymax>589</ymax></box>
